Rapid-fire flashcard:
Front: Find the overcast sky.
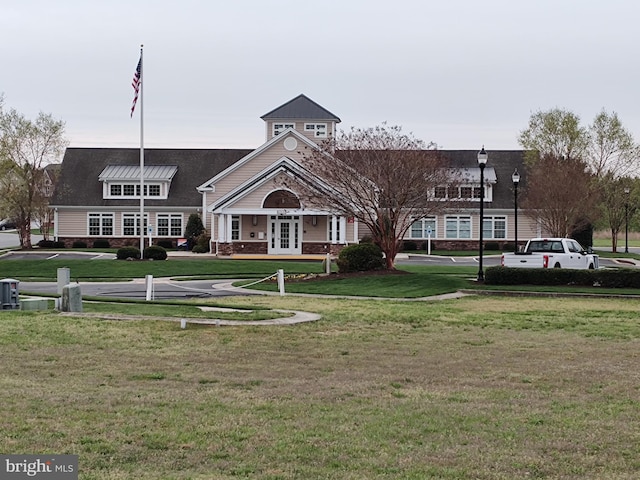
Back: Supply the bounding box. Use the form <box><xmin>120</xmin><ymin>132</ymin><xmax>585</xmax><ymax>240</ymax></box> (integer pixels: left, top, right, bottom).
<box><xmin>3</xmin><ymin>0</ymin><xmax>639</xmax><ymax>152</ymax></box>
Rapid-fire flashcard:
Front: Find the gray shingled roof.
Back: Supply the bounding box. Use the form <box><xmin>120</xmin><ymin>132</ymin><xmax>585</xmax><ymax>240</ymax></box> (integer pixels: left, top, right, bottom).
<box><xmin>51</xmin><ymin>148</ymin><xmax>252</xmax><ymax>207</ymax></box>
<box><xmin>51</xmin><ymin>147</ymin><xmax>527</xmax><ymax>211</ymax></box>
<box><xmin>442</xmin><ymin>150</ymin><xmax>527</xmax><ymax>209</ymax></box>
<box><xmin>261</xmin><ymin>94</ymin><xmax>341</xmax><ymax>122</ymax></box>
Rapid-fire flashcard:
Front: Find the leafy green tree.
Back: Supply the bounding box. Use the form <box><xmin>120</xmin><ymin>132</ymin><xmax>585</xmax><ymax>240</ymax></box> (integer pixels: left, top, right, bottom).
<box><xmin>586</xmin><ymin>109</ymin><xmax>637</xmax><ymax>178</ymax></box>
<box><xmin>0</xmin><ymin>105</ymin><xmax>67</xmax><ymax>248</ymax></box>
<box><xmin>518</xmin><ymin>108</ymin><xmax>589</xmax><ymax>162</ymax></box>
<box><xmin>518</xmin><ymin>108</ymin><xmax>640</xmax><ymax>249</ymax></box>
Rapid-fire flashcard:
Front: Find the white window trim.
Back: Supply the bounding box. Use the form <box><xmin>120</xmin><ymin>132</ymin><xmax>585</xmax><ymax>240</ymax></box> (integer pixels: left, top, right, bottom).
<box><xmin>122</xmin><ymin>213</ymin><xmax>149</xmax><ymax>237</ymax></box>
<box><xmin>156</xmin><ymin>213</ymin><xmax>183</xmax><ymax>237</ymax></box>
<box><xmin>430</xmin><ymin>184</ymin><xmax>492</xmax><ymax>202</ymax></box>
<box><xmin>104</xmin><ymin>182</ymin><xmax>166</xmax><ymax>199</ymax></box>
<box><xmin>231</xmin><ymin>215</ymin><xmax>240</xmax><ymax>241</ymax></box>
<box><xmin>445</xmin><ymin>215</ymin><xmax>472</xmax><ymax>239</ymax></box>
<box><xmin>304</xmin><ymin>123</ymin><xmax>328</xmax><ymax>138</ymax></box>
<box><xmin>87</xmin><ymin>212</ymin><xmax>114</xmax><ymax>237</ymax></box>
<box><xmin>272</xmin><ymin>123</ymin><xmax>295</xmax><ymax>136</ymax></box>
<box><xmin>483</xmin><ymin>215</ymin><xmax>507</xmax><ymax>240</ymax></box>
<box><xmin>407</xmin><ymin>217</ymin><xmax>437</xmax><ymax>239</ymax></box>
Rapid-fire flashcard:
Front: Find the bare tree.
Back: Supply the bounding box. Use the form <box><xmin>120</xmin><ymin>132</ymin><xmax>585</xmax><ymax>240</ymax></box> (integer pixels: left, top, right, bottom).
<box><xmin>283</xmin><ymin>124</ymin><xmax>451</xmax><ymax>269</ymax></box>
<box><xmin>0</xmin><ymin>108</ymin><xmax>67</xmax><ymax>248</ymax></box>
<box><xmin>521</xmin><ymin>154</ymin><xmax>598</xmax><ymax>237</ymax></box>
<box><xmin>594</xmin><ymin>174</ymin><xmax>637</xmax><ymax>252</ymax></box>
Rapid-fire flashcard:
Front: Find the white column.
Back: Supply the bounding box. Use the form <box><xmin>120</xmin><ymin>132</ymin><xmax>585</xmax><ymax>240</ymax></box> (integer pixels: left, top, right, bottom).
<box><xmin>353</xmin><ymin>217</ymin><xmax>358</xmax><ymax>243</ymax></box>
<box><xmin>339</xmin><ymin>216</ymin><xmax>347</xmax><ymax>244</ymax></box>
<box><xmin>226</xmin><ymin>214</ymin><xmax>233</xmax><ymax>243</ymax></box>
<box><xmin>331</xmin><ymin>216</ymin><xmax>337</xmax><ymax>244</ymax></box>
<box><xmin>53</xmin><ymin>208</ymin><xmax>59</xmax><ymax>241</ymax></box>
<box><xmin>217</xmin><ymin>214</ymin><xmax>226</xmax><ymax>242</ymax></box>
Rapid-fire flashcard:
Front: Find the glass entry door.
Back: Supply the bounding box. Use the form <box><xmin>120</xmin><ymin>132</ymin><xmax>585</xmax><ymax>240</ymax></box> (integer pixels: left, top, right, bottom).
<box><xmin>269</xmin><ymin>215</ymin><xmax>301</xmax><ymax>254</ymax></box>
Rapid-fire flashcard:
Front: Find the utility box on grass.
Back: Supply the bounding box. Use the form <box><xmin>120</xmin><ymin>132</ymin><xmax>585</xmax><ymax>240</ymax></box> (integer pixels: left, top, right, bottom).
<box><xmin>0</xmin><ymin>278</ymin><xmax>20</xmax><ymax>310</ymax></box>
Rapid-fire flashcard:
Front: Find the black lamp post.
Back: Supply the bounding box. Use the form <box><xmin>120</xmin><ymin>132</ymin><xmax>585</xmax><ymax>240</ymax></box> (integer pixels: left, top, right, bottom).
<box><xmin>477</xmin><ymin>147</ymin><xmax>488</xmax><ymax>282</ymax></box>
<box><xmin>512</xmin><ymin>169</ymin><xmax>520</xmax><ymax>253</ymax></box>
<box><xmin>624</xmin><ymin>187</ymin><xmax>630</xmax><ymax>253</ymax></box>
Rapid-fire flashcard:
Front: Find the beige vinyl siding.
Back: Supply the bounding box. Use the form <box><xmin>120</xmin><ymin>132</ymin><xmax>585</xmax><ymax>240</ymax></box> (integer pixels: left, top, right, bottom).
<box><xmin>302</xmin><ymin>216</ymin><xmax>327</xmax><ymax>242</ymax></box>
<box><xmin>231</xmin><ymin>177</ymin><xmax>287</xmax><ymax>209</ymax></box>
<box><xmin>58</xmin><ymin>209</ymin><xmax>196</xmax><ymax>237</ymax></box>
<box><xmin>518</xmin><ymin>215</ymin><xmax>545</xmax><ymax>238</ymax></box>
<box><xmin>57</xmin><ymin>210</ymin><xmax>91</xmax><ymax>236</ymax></box>
<box><xmin>205</xmin><ymin>141</ymin><xmax>300</xmax><ymax>207</ymax></box>
<box><xmin>266</xmin><ymin>120</ymin><xmax>336</xmax><ymax>143</ymax></box>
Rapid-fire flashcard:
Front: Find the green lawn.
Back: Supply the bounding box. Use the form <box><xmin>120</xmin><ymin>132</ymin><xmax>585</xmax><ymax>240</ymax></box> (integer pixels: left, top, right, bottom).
<box><xmin>0</xmin><ymin>258</ymin><xmax>329</xmax><ymax>281</ymax></box>
<box><xmin>1</xmin><ymin>295</ymin><xmax>639</xmax><ymax>479</ymax></box>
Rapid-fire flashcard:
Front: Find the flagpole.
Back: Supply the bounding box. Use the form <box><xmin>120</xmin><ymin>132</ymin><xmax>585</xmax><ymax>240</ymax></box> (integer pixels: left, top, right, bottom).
<box><xmin>139</xmin><ymin>45</ymin><xmax>145</xmax><ymax>258</ymax></box>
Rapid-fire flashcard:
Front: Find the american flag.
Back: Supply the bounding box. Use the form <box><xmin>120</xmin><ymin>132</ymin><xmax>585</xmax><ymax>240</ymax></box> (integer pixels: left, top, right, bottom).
<box><xmin>130</xmin><ymin>56</ymin><xmax>141</xmax><ymax>117</ymax></box>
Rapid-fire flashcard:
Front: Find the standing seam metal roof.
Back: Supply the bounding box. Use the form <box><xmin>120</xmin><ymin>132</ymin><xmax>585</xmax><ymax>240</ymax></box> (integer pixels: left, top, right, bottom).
<box><xmin>98</xmin><ymin>165</ymin><xmax>178</xmax><ymax>181</ymax></box>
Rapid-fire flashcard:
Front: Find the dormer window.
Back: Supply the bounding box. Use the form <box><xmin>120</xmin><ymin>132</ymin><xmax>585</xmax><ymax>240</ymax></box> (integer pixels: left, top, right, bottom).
<box><xmin>431</xmin><ymin>184</ymin><xmax>491</xmax><ymax>201</ymax></box>
<box><xmin>304</xmin><ymin>123</ymin><xmax>327</xmax><ymax>138</ymax></box>
<box><xmin>109</xmin><ymin>183</ymin><xmax>162</xmax><ymax>198</ymax></box>
<box><xmin>273</xmin><ymin>123</ymin><xmax>295</xmax><ymax>136</ymax></box>
<box><xmin>98</xmin><ymin>165</ymin><xmax>177</xmax><ymax>200</ymax></box>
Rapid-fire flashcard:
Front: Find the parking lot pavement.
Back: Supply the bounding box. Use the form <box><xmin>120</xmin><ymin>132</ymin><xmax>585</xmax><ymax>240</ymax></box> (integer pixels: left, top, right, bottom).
<box><xmin>1</xmin><ymin>251</ymin><xmax>116</xmax><ymax>260</ymax></box>
<box><xmin>0</xmin><ymin>231</ymin><xmax>45</xmax><ymax>250</ymax></box>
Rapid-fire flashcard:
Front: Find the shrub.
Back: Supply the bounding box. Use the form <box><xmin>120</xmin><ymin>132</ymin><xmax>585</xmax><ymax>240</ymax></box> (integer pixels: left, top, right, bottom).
<box><xmin>185</xmin><ymin>213</ymin><xmax>205</xmax><ymax>249</ymax></box>
<box><xmin>37</xmin><ymin>240</ymin><xmax>65</xmax><ymax>249</ymax></box>
<box><xmin>143</xmin><ymin>245</ymin><xmax>168</xmax><ymax>261</ymax></box>
<box><xmin>191</xmin><ymin>234</ymin><xmax>210</xmax><ymax>253</ymax></box>
<box><xmin>116</xmin><ymin>246</ymin><xmax>141</xmax><ymax>260</ymax></box>
<box><xmin>402</xmin><ymin>240</ymin><xmax>418</xmax><ymax>251</ymax></box>
<box><xmin>484</xmin><ymin>266</ymin><xmax>640</xmax><ymax>288</ymax></box>
<box><xmin>337</xmin><ymin>243</ymin><xmax>385</xmax><ymax>273</ymax></box>
<box><xmin>485</xmin><ymin>242</ymin><xmax>500</xmax><ymax>251</ymax></box>
<box><xmin>156</xmin><ymin>239</ymin><xmax>174</xmax><ymax>249</ymax></box>
<box><xmin>93</xmin><ymin>239</ymin><xmax>110</xmax><ymax>249</ymax></box>
<box><xmin>72</xmin><ymin>240</ymin><xmax>87</xmax><ymax>249</ymax></box>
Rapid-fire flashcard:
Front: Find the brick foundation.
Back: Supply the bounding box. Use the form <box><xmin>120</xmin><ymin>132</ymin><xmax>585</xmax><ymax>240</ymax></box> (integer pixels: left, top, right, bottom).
<box><xmin>56</xmin><ymin>237</ymin><xmax>182</xmax><ymax>249</ymax></box>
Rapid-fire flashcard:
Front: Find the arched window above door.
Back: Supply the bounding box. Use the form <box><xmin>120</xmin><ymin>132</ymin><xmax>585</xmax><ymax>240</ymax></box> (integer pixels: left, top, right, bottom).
<box><xmin>263</xmin><ymin>190</ymin><xmax>301</xmax><ymax>209</ymax></box>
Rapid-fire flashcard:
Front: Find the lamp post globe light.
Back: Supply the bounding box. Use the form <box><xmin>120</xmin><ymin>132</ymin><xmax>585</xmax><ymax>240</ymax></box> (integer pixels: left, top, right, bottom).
<box><xmin>477</xmin><ymin>147</ymin><xmax>488</xmax><ymax>282</ymax></box>
<box><xmin>624</xmin><ymin>187</ymin><xmax>630</xmax><ymax>253</ymax></box>
<box><xmin>512</xmin><ymin>169</ymin><xmax>520</xmax><ymax>253</ymax></box>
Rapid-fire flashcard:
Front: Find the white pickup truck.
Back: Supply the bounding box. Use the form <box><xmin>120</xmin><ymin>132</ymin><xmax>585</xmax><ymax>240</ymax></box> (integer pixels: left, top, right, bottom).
<box><xmin>501</xmin><ymin>238</ymin><xmax>599</xmax><ymax>269</ymax></box>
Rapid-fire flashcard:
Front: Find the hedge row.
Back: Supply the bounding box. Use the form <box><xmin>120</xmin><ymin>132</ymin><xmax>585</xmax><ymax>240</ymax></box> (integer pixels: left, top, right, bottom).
<box><xmin>485</xmin><ymin>266</ymin><xmax>640</xmax><ymax>289</ymax></box>
<box><xmin>116</xmin><ymin>245</ymin><xmax>168</xmax><ymax>260</ymax></box>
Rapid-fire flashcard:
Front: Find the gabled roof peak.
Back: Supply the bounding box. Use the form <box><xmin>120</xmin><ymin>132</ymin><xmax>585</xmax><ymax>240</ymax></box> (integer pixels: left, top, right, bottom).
<box><xmin>261</xmin><ymin>94</ymin><xmax>341</xmax><ymax>122</ymax></box>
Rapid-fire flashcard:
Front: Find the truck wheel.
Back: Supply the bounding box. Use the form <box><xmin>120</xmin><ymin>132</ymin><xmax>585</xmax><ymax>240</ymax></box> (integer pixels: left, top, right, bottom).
<box><xmin>588</xmin><ymin>263</ymin><xmax>594</xmax><ymax>269</ymax></box>
<box><xmin>553</xmin><ymin>263</ymin><xmax>561</xmax><ymax>268</ymax></box>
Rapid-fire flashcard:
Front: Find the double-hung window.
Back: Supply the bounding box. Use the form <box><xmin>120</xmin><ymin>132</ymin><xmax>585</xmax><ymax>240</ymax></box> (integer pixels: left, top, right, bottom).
<box><xmin>483</xmin><ymin>216</ymin><xmax>506</xmax><ymax>239</ymax></box>
<box><xmin>231</xmin><ymin>215</ymin><xmax>240</xmax><ymax>241</ymax></box>
<box><xmin>157</xmin><ymin>214</ymin><xmax>183</xmax><ymax>237</ymax></box>
<box><xmin>445</xmin><ymin>216</ymin><xmax>471</xmax><ymax>239</ymax></box>
<box><xmin>409</xmin><ymin>217</ymin><xmax>436</xmax><ymax>239</ymax></box>
<box><xmin>88</xmin><ymin>213</ymin><xmax>114</xmax><ymax>236</ymax></box>
<box><xmin>122</xmin><ymin>213</ymin><xmax>148</xmax><ymax>236</ymax></box>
